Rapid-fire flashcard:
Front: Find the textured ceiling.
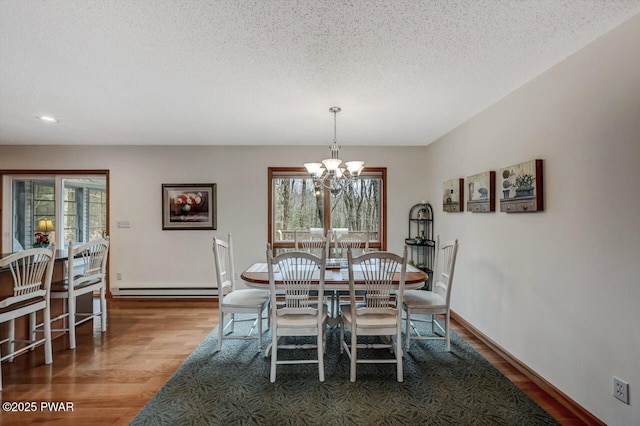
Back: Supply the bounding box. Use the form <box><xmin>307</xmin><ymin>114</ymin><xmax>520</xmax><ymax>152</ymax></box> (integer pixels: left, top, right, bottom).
<box><xmin>1</xmin><ymin>1</ymin><xmax>639</xmax><ymax>146</ymax></box>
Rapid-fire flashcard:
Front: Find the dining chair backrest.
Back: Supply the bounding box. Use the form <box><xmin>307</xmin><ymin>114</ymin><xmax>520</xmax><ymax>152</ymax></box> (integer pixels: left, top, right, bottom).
<box><xmin>267</xmin><ymin>249</ymin><xmax>326</xmax><ymax>317</ymax></box>
<box><xmin>331</xmin><ymin>228</ymin><xmax>349</xmax><ymax>239</ymax></box>
<box><xmin>69</xmin><ymin>238</ymin><xmax>109</xmax><ymax>288</ymax></box>
<box><xmin>213</xmin><ymin>234</ymin><xmax>236</xmax><ymax>296</ymax></box>
<box><xmin>294</xmin><ymin>231</ymin><xmax>328</xmax><ymax>258</ymax></box>
<box><xmin>0</xmin><ymin>246</ymin><xmax>56</xmax><ymax>308</ymax></box>
<box><xmin>432</xmin><ymin>236</ymin><xmax>459</xmax><ymax>305</ymax></box>
<box><xmin>347</xmin><ymin>247</ymin><xmax>407</xmax><ymax>317</ymax></box>
<box><xmin>334</xmin><ymin>232</ymin><xmax>369</xmax><ymax>257</ymax></box>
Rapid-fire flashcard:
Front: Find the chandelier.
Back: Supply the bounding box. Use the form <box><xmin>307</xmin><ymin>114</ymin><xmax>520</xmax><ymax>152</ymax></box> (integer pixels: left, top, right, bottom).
<box><xmin>304</xmin><ymin>107</ymin><xmax>364</xmax><ymax>196</ymax></box>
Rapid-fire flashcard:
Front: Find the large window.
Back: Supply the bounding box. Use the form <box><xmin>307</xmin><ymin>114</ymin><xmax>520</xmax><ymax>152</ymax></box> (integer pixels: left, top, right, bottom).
<box><xmin>2</xmin><ymin>173</ymin><xmax>108</xmax><ymax>252</ymax></box>
<box><xmin>269</xmin><ymin>167</ymin><xmax>386</xmax><ymax>255</ymax></box>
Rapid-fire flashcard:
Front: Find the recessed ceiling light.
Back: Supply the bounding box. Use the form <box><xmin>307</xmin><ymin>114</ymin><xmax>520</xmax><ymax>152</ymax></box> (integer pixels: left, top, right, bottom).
<box><xmin>38</xmin><ymin>116</ymin><xmax>58</xmax><ymax>123</ymax></box>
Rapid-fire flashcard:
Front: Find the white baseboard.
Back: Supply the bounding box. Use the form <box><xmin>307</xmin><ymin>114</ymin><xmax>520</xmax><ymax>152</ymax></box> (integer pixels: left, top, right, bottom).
<box><xmin>112</xmin><ymin>287</ymin><xmax>219</xmax><ymax>298</ymax></box>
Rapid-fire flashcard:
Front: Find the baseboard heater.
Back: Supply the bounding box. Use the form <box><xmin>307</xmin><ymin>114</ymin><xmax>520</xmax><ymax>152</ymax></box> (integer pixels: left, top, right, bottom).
<box><xmin>113</xmin><ymin>287</ymin><xmax>219</xmax><ymax>298</ymax></box>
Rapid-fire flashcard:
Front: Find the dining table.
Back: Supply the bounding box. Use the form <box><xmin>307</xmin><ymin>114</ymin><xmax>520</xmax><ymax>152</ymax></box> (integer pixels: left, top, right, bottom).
<box><xmin>240</xmin><ymin>259</ymin><xmax>428</xmax><ymax>291</ymax></box>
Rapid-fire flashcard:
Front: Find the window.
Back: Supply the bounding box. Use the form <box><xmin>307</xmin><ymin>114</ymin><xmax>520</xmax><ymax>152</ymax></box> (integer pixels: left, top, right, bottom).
<box><xmin>268</xmin><ymin>167</ymin><xmax>386</xmax><ymax>255</ymax></box>
<box><xmin>63</xmin><ymin>186</ymin><xmax>78</xmax><ymax>242</ymax></box>
<box><xmin>1</xmin><ymin>173</ymin><xmax>108</xmax><ymax>252</ymax></box>
<box><xmin>88</xmin><ymin>189</ymin><xmax>107</xmax><ymax>239</ymax></box>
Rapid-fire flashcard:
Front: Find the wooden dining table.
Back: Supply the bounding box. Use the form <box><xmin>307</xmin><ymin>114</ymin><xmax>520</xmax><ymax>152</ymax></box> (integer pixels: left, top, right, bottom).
<box><xmin>240</xmin><ymin>260</ymin><xmax>428</xmax><ymax>291</ymax></box>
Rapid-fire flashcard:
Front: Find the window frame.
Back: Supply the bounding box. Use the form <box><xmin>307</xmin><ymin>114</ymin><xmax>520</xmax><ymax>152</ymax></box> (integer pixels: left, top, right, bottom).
<box><xmin>267</xmin><ymin>167</ymin><xmax>387</xmax><ymax>255</ymax></box>
<box><xmin>0</xmin><ymin>169</ymin><xmax>109</xmax><ymax>253</ymax></box>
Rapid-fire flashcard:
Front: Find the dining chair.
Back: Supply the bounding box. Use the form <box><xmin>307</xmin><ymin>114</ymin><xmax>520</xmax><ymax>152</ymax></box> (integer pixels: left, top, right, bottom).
<box><xmin>213</xmin><ymin>233</ymin><xmax>270</xmax><ymax>352</ymax></box>
<box><xmin>0</xmin><ymin>245</ymin><xmax>56</xmax><ymax>390</ymax></box>
<box><xmin>267</xmin><ymin>247</ymin><xmax>328</xmax><ymax>382</ymax></box>
<box><xmin>403</xmin><ymin>236</ymin><xmax>459</xmax><ymax>352</ymax></box>
<box><xmin>334</xmin><ymin>232</ymin><xmax>369</xmax><ymax>257</ymax></box>
<box><xmin>42</xmin><ymin>238</ymin><xmax>110</xmax><ymax>349</ymax></box>
<box><xmin>294</xmin><ymin>231</ymin><xmax>329</xmax><ymax>258</ymax></box>
<box><xmin>327</xmin><ymin>231</ymin><xmax>370</xmax><ymax>317</ymax></box>
<box><xmin>340</xmin><ymin>247</ymin><xmax>407</xmax><ymax>382</ymax></box>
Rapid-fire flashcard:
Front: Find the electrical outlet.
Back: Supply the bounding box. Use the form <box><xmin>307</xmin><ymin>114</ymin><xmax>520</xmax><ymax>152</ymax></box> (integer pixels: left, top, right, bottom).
<box><xmin>116</xmin><ymin>273</ymin><xmax>123</xmax><ymax>281</ymax></box>
<box><xmin>614</xmin><ymin>377</ymin><xmax>629</xmax><ymax>404</ymax></box>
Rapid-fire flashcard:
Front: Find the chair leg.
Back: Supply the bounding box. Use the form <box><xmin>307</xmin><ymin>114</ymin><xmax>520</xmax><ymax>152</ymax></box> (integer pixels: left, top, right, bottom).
<box><xmin>265</xmin><ymin>302</ymin><xmax>271</xmax><ymax>331</ymax></box>
<box><xmin>217</xmin><ymin>309</ymin><xmax>224</xmax><ymax>352</ymax></box>
<box><xmin>68</xmin><ymin>296</ymin><xmax>77</xmax><ymax>349</ymax></box>
<box><xmin>405</xmin><ymin>310</ymin><xmax>411</xmax><ymax>352</ymax></box>
<box><xmin>29</xmin><ymin>313</ymin><xmax>37</xmax><ymax>349</ymax></box>
<box><xmin>257</xmin><ymin>308</ymin><xmax>263</xmax><ymax>352</ymax></box>
<box><xmin>339</xmin><ymin>319</ymin><xmax>345</xmax><ymax>354</ymax></box>
<box><xmin>8</xmin><ymin>319</ymin><xmax>15</xmax><ymax>362</ymax></box>
<box><xmin>43</xmin><ymin>304</ymin><xmax>53</xmax><ymax>364</ymax></box>
<box><xmin>445</xmin><ymin>311</ymin><xmax>451</xmax><ymax>352</ymax></box>
<box><xmin>396</xmin><ymin>325</ymin><xmax>403</xmax><ymax>382</ymax></box>
<box><xmin>350</xmin><ymin>329</ymin><xmax>357</xmax><ymax>382</ymax></box>
<box><xmin>323</xmin><ymin>323</ymin><xmax>327</xmax><ymax>354</ymax></box>
<box><xmin>317</xmin><ymin>331</ymin><xmax>325</xmax><ymax>382</ymax></box>
<box><xmin>270</xmin><ymin>329</ymin><xmax>278</xmax><ymax>383</ymax></box>
<box><xmin>100</xmin><ymin>287</ymin><xmax>108</xmax><ymax>332</ymax></box>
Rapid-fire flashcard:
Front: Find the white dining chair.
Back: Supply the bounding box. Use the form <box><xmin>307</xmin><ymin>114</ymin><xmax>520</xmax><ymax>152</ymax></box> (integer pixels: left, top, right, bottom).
<box><xmin>294</xmin><ymin>231</ymin><xmax>329</xmax><ymax>258</ymax></box>
<box><xmin>213</xmin><ymin>233</ymin><xmax>270</xmax><ymax>352</ymax></box>
<box><xmin>44</xmin><ymin>238</ymin><xmax>109</xmax><ymax>349</ymax></box>
<box><xmin>0</xmin><ymin>245</ymin><xmax>56</xmax><ymax>390</ymax></box>
<box><xmin>267</xmin><ymin>247</ymin><xmax>328</xmax><ymax>382</ymax></box>
<box><xmin>403</xmin><ymin>236</ymin><xmax>459</xmax><ymax>352</ymax></box>
<box><xmin>340</xmin><ymin>247</ymin><xmax>407</xmax><ymax>382</ymax></box>
<box><xmin>334</xmin><ymin>232</ymin><xmax>369</xmax><ymax>257</ymax></box>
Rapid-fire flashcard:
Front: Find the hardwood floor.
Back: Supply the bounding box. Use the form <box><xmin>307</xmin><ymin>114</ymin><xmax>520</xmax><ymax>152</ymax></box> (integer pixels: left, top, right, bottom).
<box><xmin>0</xmin><ymin>299</ymin><xmax>585</xmax><ymax>425</ymax></box>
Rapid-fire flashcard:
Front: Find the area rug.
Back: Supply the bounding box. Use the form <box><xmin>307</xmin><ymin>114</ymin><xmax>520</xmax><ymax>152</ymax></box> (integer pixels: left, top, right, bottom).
<box><xmin>130</xmin><ymin>316</ymin><xmax>559</xmax><ymax>425</ymax></box>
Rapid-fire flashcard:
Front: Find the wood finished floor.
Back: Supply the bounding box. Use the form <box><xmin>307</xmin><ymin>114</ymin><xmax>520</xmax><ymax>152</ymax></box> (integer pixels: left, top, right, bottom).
<box><xmin>0</xmin><ymin>299</ymin><xmax>585</xmax><ymax>425</ymax></box>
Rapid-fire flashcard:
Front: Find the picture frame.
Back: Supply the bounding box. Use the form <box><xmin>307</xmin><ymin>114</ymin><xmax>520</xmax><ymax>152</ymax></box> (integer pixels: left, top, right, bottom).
<box><xmin>162</xmin><ymin>183</ymin><xmax>217</xmax><ymax>230</ymax></box>
<box><xmin>466</xmin><ymin>171</ymin><xmax>496</xmax><ymax>212</ymax></box>
<box><xmin>442</xmin><ymin>178</ymin><xmax>464</xmax><ymax>212</ymax></box>
<box><xmin>499</xmin><ymin>159</ymin><xmax>544</xmax><ymax>213</ymax></box>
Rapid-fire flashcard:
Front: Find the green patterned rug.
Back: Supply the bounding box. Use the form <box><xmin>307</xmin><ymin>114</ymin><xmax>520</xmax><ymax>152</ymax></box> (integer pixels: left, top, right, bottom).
<box><xmin>130</xmin><ymin>316</ymin><xmax>558</xmax><ymax>425</ymax></box>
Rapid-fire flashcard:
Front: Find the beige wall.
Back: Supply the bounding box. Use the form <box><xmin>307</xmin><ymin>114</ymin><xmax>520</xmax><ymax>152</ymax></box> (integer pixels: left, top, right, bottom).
<box><xmin>424</xmin><ymin>13</ymin><xmax>640</xmax><ymax>424</ymax></box>
<box><xmin>0</xmin><ymin>145</ymin><xmax>428</xmax><ymax>291</ymax></box>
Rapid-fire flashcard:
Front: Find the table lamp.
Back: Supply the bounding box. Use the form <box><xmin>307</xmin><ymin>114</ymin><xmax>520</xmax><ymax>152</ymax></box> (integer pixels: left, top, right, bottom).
<box><xmin>35</xmin><ymin>219</ymin><xmax>55</xmax><ymax>247</ymax></box>
<box><xmin>37</xmin><ymin>219</ymin><xmax>54</xmax><ymax>233</ymax></box>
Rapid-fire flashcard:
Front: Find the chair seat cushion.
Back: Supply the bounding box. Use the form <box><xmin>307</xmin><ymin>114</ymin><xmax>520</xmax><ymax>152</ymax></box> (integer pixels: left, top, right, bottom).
<box><xmin>341</xmin><ymin>304</ymin><xmax>398</xmax><ymax>328</ymax></box>
<box><xmin>0</xmin><ymin>296</ymin><xmax>45</xmax><ymax>315</ymax></box>
<box><xmin>403</xmin><ymin>289</ymin><xmax>446</xmax><ymax>309</ymax></box>
<box><xmin>276</xmin><ymin>304</ymin><xmax>328</xmax><ymax>328</ymax></box>
<box><xmin>222</xmin><ymin>289</ymin><xmax>269</xmax><ymax>307</ymax></box>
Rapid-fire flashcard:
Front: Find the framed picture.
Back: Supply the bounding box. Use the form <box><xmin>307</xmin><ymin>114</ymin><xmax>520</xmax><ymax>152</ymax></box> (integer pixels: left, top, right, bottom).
<box><xmin>162</xmin><ymin>183</ymin><xmax>217</xmax><ymax>230</ymax></box>
<box><xmin>499</xmin><ymin>159</ymin><xmax>544</xmax><ymax>213</ymax></box>
<box><xmin>443</xmin><ymin>178</ymin><xmax>464</xmax><ymax>212</ymax></box>
<box><xmin>466</xmin><ymin>171</ymin><xmax>496</xmax><ymax>212</ymax></box>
